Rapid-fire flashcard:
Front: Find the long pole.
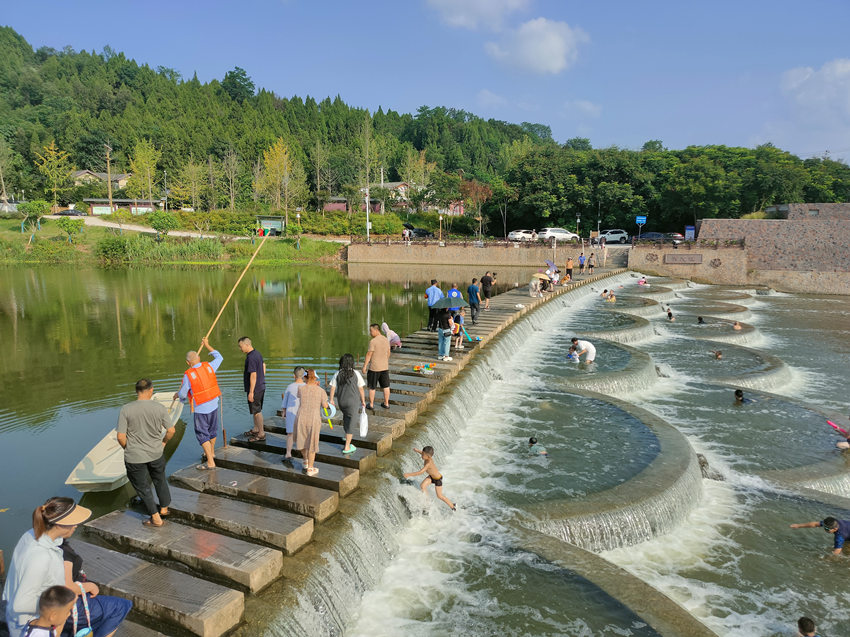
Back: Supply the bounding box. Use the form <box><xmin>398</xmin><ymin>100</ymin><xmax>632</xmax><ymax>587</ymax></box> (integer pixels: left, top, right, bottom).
<box><xmin>199</xmin><ymin>232</ymin><xmax>269</xmax><ymax>350</ymax></box>
<box><xmin>105</xmin><ymin>144</ymin><xmax>113</xmax><ymax>213</ymax></box>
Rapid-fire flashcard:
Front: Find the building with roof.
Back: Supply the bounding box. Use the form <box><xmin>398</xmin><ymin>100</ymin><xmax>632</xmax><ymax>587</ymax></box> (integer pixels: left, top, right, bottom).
<box><xmin>73</xmin><ymin>170</ymin><xmax>131</xmax><ymax>189</ymax></box>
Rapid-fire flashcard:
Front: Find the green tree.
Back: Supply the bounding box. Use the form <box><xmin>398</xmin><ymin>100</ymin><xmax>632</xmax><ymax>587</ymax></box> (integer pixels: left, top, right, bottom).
<box><xmin>0</xmin><ymin>136</ymin><xmax>13</xmax><ymax>204</ymax></box>
<box><xmin>55</xmin><ymin>216</ymin><xmax>84</xmax><ymax>243</ymax></box>
<box><xmin>127</xmin><ymin>139</ymin><xmax>161</xmax><ymax>205</ymax></box>
<box><xmin>148</xmin><ymin>209</ymin><xmax>179</xmax><ymax>238</ymax></box>
<box><xmin>34</xmin><ymin>140</ymin><xmax>74</xmax><ymax>212</ymax></box>
<box><xmin>489</xmin><ymin>177</ymin><xmax>517</xmax><ymax>239</ymax></box>
<box><xmin>460</xmin><ymin>178</ymin><xmax>492</xmax><ymax>239</ymax></box>
<box><xmin>221</xmin><ymin>66</ymin><xmax>255</xmax><ymax>103</ymax></box>
<box><xmin>18</xmin><ymin>199</ymin><xmax>50</xmax><ymax>239</ymax></box>
<box><xmin>564</xmin><ymin>137</ymin><xmax>592</xmax><ymax>151</ymax></box>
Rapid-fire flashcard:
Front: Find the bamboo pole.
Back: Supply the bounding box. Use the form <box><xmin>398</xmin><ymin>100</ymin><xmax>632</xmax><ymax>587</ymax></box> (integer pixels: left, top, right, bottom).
<box><xmin>171</xmin><ymin>232</ymin><xmax>270</xmax><ymax>411</ymax></box>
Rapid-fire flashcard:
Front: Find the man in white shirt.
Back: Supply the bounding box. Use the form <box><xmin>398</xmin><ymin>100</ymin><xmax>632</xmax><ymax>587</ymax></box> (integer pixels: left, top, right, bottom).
<box><xmin>570</xmin><ymin>337</ymin><xmax>596</xmax><ymax>363</ymax></box>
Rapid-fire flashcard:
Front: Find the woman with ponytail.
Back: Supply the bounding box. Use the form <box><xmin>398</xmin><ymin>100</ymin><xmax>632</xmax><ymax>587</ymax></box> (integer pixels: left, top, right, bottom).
<box><xmin>328</xmin><ymin>353</ymin><xmax>367</xmax><ymax>454</ymax></box>
<box><xmin>294</xmin><ymin>369</ymin><xmax>330</xmax><ymax>476</ymax></box>
<box><xmin>3</xmin><ymin>497</ymin><xmax>132</xmax><ymax>636</ymax></box>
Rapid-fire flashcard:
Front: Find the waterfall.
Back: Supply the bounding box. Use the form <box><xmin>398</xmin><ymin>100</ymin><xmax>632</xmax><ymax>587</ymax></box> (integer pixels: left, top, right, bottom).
<box><xmin>267</xmin><ymin>272</ymin><xmax>639</xmax><ymax>636</ymax></box>
<box><xmin>564</xmin><ymin>344</ymin><xmax>659</xmax><ymax>395</ymax></box>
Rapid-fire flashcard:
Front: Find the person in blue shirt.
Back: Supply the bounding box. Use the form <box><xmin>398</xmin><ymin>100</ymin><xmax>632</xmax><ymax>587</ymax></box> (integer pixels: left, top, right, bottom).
<box><xmin>790</xmin><ymin>516</ymin><xmax>850</xmax><ymax>554</ymax></box>
<box><xmin>425</xmin><ymin>279</ymin><xmax>444</xmax><ymax>331</ymax></box>
<box><xmin>467</xmin><ymin>278</ymin><xmax>481</xmax><ymax>324</ymax></box>
<box><xmin>447</xmin><ymin>283</ymin><xmax>463</xmax><ymax>311</ymax></box>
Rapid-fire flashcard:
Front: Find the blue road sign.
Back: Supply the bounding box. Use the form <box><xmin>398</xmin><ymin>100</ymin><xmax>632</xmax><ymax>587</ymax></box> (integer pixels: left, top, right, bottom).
<box><xmin>636</xmin><ymin>215</ymin><xmax>647</xmax><ymax>225</ymax></box>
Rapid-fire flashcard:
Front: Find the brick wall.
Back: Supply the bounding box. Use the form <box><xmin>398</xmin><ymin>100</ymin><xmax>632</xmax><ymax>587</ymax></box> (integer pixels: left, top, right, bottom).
<box><xmin>628</xmin><ymin>246</ymin><xmax>749</xmax><ymax>285</ymax></box>
<box><xmin>347</xmin><ymin>243</ymin><xmax>603</xmax><ymax>267</ymax></box>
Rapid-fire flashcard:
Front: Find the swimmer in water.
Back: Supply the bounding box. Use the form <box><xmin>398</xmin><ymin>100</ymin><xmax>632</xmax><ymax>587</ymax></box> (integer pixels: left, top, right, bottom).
<box><xmin>667</xmin><ymin>309</ymin><xmax>675</xmax><ymax>321</ymax></box>
<box><xmin>529</xmin><ymin>437</ymin><xmax>548</xmax><ymax>456</ymax></box>
<box><xmin>403</xmin><ymin>446</ymin><xmax>456</xmax><ymax>511</ymax></box>
<box><xmin>600</xmin><ymin>289</ymin><xmax>609</xmax><ymax>298</ymax></box>
<box><xmin>796</xmin><ymin>616</ymin><xmax>818</xmax><ymax>637</ymax></box>
<box><xmin>711</xmin><ymin>350</ymin><xmax>722</xmax><ymax>359</ymax></box>
<box><xmin>732</xmin><ymin>321</ymin><xmax>742</xmax><ymax>330</ymax></box>
<box><xmin>570</xmin><ymin>337</ymin><xmax>596</xmax><ymax>363</ymax></box>
<box><xmin>734</xmin><ymin>389</ymin><xmax>755</xmax><ymax>404</ymax></box>
<box><xmin>697</xmin><ymin>316</ymin><xmax>705</xmax><ymax>324</ymax></box>
<box><xmin>567</xmin><ymin>346</ymin><xmax>579</xmax><ymax>361</ymax></box>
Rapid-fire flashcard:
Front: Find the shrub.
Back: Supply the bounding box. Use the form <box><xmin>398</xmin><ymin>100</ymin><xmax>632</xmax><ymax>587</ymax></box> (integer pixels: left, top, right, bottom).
<box><xmin>29</xmin><ymin>237</ymin><xmax>80</xmax><ymax>263</ymax></box>
<box><xmin>55</xmin><ymin>216</ymin><xmax>85</xmax><ymax>242</ymax></box>
<box><xmin>149</xmin><ymin>210</ymin><xmax>180</xmax><ymax>237</ymax></box>
<box><xmin>95</xmin><ymin>236</ymin><xmax>129</xmax><ymax>262</ymax></box>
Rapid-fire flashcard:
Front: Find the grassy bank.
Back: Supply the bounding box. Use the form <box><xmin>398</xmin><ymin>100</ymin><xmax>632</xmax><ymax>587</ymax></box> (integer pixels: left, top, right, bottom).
<box><xmin>0</xmin><ymin>219</ymin><xmax>342</xmax><ymax>265</ymax></box>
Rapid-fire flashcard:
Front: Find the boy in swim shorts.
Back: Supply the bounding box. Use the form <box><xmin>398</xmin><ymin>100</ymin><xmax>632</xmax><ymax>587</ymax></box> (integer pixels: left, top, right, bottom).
<box><xmin>403</xmin><ymin>446</ymin><xmax>456</xmax><ymax>510</ymax></box>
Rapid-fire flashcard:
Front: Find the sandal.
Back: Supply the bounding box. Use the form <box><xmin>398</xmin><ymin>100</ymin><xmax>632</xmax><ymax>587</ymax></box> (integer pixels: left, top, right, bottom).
<box><xmin>196</xmin><ymin>464</ymin><xmax>215</xmax><ymax>470</ymax></box>
<box><xmin>246</xmin><ymin>432</ymin><xmax>266</xmax><ymax>442</ymax></box>
<box><xmin>143</xmin><ymin>519</ymin><xmax>164</xmax><ymax>527</ymax></box>
<box><xmin>242</xmin><ymin>429</ymin><xmax>258</xmax><ymax>437</ymax></box>
<box><xmin>342</xmin><ymin>445</ymin><xmax>357</xmax><ymax>454</ymax></box>
<box><xmin>307</xmin><ymin>467</ymin><xmax>319</xmax><ymax>476</ymax></box>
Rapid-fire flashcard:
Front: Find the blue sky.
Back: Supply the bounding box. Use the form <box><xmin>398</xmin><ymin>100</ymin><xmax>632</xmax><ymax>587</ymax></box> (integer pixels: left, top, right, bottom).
<box><xmin>4</xmin><ymin>0</ymin><xmax>850</xmax><ymax>158</ymax></box>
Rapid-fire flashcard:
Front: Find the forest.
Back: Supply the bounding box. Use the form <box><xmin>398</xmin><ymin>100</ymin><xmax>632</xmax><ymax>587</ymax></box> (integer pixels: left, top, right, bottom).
<box><xmin>2</xmin><ymin>26</ymin><xmax>849</xmax><ymax>236</ymax></box>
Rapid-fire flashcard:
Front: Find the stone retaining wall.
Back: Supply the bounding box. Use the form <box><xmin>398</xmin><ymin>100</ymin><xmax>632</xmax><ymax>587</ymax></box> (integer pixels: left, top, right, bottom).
<box><xmin>347</xmin><ymin>243</ymin><xmax>613</xmax><ymax>267</ymax></box>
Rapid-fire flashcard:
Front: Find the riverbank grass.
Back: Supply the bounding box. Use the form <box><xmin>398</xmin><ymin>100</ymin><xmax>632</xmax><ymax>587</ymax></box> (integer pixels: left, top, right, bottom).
<box><xmin>0</xmin><ymin>220</ymin><xmax>342</xmax><ymax>265</ymax></box>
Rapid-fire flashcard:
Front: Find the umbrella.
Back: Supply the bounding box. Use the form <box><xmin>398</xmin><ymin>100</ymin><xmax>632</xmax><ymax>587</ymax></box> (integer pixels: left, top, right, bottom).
<box><xmin>431</xmin><ymin>296</ymin><xmax>470</xmax><ymax>309</ymax></box>
<box><xmin>533</xmin><ymin>272</ymin><xmax>551</xmax><ymax>280</ymax></box>
<box><xmin>545</xmin><ymin>259</ymin><xmax>556</xmax><ymax>270</ymax></box>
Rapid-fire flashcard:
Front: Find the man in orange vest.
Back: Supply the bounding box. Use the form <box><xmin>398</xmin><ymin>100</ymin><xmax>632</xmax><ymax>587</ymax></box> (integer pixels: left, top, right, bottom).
<box><xmin>174</xmin><ymin>336</ymin><xmax>223</xmax><ymax>469</ymax></box>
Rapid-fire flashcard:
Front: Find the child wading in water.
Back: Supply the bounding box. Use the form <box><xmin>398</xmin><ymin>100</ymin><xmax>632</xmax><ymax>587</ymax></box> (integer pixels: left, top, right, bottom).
<box><xmin>403</xmin><ymin>446</ymin><xmax>456</xmax><ymax>511</ymax></box>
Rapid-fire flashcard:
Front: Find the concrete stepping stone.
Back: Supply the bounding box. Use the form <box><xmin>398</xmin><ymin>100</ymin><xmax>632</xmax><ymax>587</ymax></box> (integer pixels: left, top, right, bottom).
<box><xmin>85</xmin><ymin>510</ymin><xmax>282</xmax><ymax>592</ymax></box>
<box><xmin>214</xmin><ymin>445</ymin><xmax>359</xmax><ymax>496</ymax></box>
<box><xmin>166</xmin><ymin>487</ymin><xmax>313</xmax><ymax>555</ymax></box>
<box><xmin>389</xmin><ymin>372</ymin><xmax>440</xmax><ymax>387</ymax></box>
<box><xmin>71</xmin><ymin>540</ymin><xmax>244</xmax><ymax>637</ymax></box>
<box><xmin>171</xmin><ymin>465</ymin><xmax>339</xmax><ymax>522</ymax></box>
<box><xmin>264</xmin><ymin>417</ymin><xmax>394</xmax><ymax>455</ymax></box>
<box><xmin>232</xmin><ymin>432</ymin><xmax>377</xmax><ymax>472</ymax></box>
<box><xmin>362</xmin><ymin>401</ymin><xmax>417</xmax><ymax>422</ymax></box>
<box><xmin>121</xmin><ymin>621</ymin><xmax>167</xmax><ymax>637</ymax></box>
<box><xmin>383</xmin><ymin>380</ymin><xmax>433</xmax><ymax>395</ymax></box>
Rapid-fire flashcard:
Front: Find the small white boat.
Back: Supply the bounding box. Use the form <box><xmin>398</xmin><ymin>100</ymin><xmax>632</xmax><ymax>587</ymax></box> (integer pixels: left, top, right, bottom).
<box><xmin>65</xmin><ymin>392</ymin><xmax>184</xmax><ymax>492</ymax></box>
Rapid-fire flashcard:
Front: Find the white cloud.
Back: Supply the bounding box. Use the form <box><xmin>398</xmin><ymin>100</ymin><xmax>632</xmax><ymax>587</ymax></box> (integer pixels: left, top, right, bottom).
<box><xmin>752</xmin><ymin>58</ymin><xmax>850</xmax><ymax>158</ymax></box>
<box><xmin>477</xmin><ymin>88</ymin><xmax>507</xmax><ymax>107</ymax></box>
<box><xmin>427</xmin><ymin>0</ymin><xmax>529</xmax><ymax>30</ymax></box>
<box><xmin>564</xmin><ymin>99</ymin><xmax>601</xmax><ymax>118</ymax></box>
<box><xmin>485</xmin><ymin>18</ymin><xmax>588</xmax><ymax>74</ymax></box>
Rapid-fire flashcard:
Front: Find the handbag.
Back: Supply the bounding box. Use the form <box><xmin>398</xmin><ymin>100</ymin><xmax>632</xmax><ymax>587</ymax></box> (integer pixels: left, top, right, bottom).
<box><xmin>71</xmin><ymin>582</ymin><xmax>93</xmax><ymax>636</ymax></box>
<box><xmin>359</xmin><ymin>406</ymin><xmax>369</xmax><ymax>437</ymax></box>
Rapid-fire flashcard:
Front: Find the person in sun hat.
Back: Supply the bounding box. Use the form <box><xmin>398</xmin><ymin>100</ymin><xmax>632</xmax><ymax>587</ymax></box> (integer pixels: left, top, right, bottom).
<box><xmin>3</xmin><ymin>497</ymin><xmax>132</xmax><ymax>637</ymax></box>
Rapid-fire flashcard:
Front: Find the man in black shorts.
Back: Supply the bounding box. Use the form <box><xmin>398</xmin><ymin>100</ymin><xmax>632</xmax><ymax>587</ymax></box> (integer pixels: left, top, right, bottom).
<box><xmin>239</xmin><ymin>336</ymin><xmax>266</xmax><ymax>441</ymax></box>
<box><xmin>480</xmin><ymin>271</ymin><xmax>495</xmax><ymax>310</ymax></box>
<box><xmin>362</xmin><ymin>323</ymin><xmax>391</xmax><ymax>409</ymax></box>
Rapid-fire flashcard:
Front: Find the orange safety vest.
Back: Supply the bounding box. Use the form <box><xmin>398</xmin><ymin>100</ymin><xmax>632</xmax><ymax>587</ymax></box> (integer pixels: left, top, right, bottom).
<box><xmin>186</xmin><ymin>362</ymin><xmax>221</xmax><ymax>409</ymax></box>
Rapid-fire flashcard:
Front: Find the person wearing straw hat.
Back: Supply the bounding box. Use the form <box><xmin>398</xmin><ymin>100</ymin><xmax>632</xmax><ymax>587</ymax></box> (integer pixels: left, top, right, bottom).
<box><xmin>3</xmin><ymin>497</ymin><xmax>132</xmax><ymax>637</ymax></box>
<box><xmin>119</xmin><ymin>378</ymin><xmax>177</xmax><ymax>527</ymax></box>
<box><xmin>174</xmin><ymin>336</ymin><xmax>223</xmax><ymax>469</ymax></box>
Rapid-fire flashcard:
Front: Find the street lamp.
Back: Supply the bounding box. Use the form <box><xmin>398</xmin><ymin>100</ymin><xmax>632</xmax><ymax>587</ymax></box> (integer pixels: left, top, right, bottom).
<box><xmin>576</xmin><ymin>213</ymin><xmax>581</xmax><ymax>238</ymax></box>
<box><xmin>439</xmin><ymin>215</ymin><xmax>443</xmax><ymax>243</ymax></box>
<box><xmin>296</xmin><ymin>212</ymin><xmax>301</xmax><ymax>250</ymax></box>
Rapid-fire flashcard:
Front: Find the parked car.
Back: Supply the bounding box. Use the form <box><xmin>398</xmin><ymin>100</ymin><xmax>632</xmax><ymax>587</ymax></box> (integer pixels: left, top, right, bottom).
<box><xmin>56</xmin><ymin>209</ymin><xmax>87</xmax><ymax>216</ymax></box>
<box><xmin>507</xmin><ymin>229</ymin><xmax>535</xmax><ymax>241</ymax></box>
<box><xmin>403</xmin><ymin>222</ymin><xmax>434</xmax><ymax>238</ymax></box>
<box><xmin>539</xmin><ymin>227</ymin><xmax>579</xmax><ymax>242</ymax></box>
<box><xmin>638</xmin><ymin>232</ymin><xmax>665</xmax><ymax>241</ymax></box>
<box><xmin>664</xmin><ymin>232</ymin><xmax>685</xmax><ymax>244</ymax></box>
<box><xmin>597</xmin><ymin>229</ymin><xmax>630</xmax><ymax>244</ymax></box>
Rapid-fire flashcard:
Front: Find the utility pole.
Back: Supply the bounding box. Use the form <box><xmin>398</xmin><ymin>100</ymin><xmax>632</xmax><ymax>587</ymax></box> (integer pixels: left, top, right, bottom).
<box><xmin>105</xmin><ymin>144</ymin><xmax>114</xmax><ymax>213</ymax></box>
<box><xmin>163</xmin><ymin>170</ymin><xmax>168</xmax><ymax>212</ymax></box>
<box><xmin>380</xmin><ymin>164</ymin><xmax>385</xmax><ymax>215</ymax></box>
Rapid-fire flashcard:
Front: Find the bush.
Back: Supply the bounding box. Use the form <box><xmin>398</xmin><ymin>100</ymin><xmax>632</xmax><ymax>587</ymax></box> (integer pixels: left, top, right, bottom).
<box><xmin>178</xmin><ymin>210</ymin><xmax>255</xmax><ymax>235</ymax></box>
<box><xmin>149</xmin><ymin>210</ymin><xmax>180</xmax><ymax>236</ymax></box>
<box><xmin>95</xmin><ymin>234</ymin><xmax>225</xmax><ymax>263</ymax></box>
<box><xmin>73</xmin><ymin>201</ymin><xmax>89</xmax><ymax>214</ymax></box>
<box><xmin>29</xmin><ymin>237</ymin><xmax>81</xmax><ymax>263</ymax></box>
<box><xmin>95</xmin><ymin>236</ymin><xmax>129</xmax><ymax>261</ymax></box>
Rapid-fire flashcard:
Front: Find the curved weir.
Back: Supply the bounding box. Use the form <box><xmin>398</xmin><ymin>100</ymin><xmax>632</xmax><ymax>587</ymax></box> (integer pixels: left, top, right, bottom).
<box><xmin>263</xmin><ymin>272</ymin><xmax>668</xmax><ymax>635</ymax></box>
<box><xmin>609</xmin><ymin>295</ymin><xmax>664</xmax><ymax>317</ymax></box>
<box><xmin>562</xmin><ymin>342</ymin><xmax>659</xmax><ymax>394</ymax></box>
<box><xmin>712</xmin><ymin>343</ymin><xmax>791</xmax><ymax>391</ymax></box>
<box><xmin>578</xmin><ymin>313</ymin><xmax>655</xmax><ymax>344</ymax></box>
<box><xmin>526</xmin><ymin>392</ymin><xmax>703</xmax><ymax>553</ymax></box>
<box><xmin>667</xmin><ymin>300</ymin><xmax>752</xmax><ymax>321</ymax></box>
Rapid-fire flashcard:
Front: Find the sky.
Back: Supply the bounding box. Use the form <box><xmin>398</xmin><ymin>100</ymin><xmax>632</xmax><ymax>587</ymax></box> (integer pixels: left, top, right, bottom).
<box><xmin>4</xmin><ymin>0</ymin><xmax>850</xmax><ymax>159</ymax></box>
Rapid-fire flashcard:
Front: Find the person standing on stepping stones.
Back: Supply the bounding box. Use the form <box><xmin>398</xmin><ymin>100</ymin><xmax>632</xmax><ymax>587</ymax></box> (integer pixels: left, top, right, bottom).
<box><xmin>480</xmin><ymin>271</ymin><xmax>495</xmax><ymax>310</ymax></box>
<box><xmin>175</xmin><ymin>337</ymin><xmax>223</xmax><ymax>469</ymax></box>
<box><xmin>329</xmin><ymin>354</ymin><xmax>367</xmax><ymax>454</ymax></box>
<box><xmin>121</xmin><ymin>378</ymin><xmax>176</xmax><ymax>525</ymax></box>
<box><xmin>362</xmin><ymin>323</ymin><xmax>391</xmax><ymax>410</ymax></box>
<box><xmin>425</xmin><ymin>279</ymin><xmax>444</xmax><ymax>331</ymax></box>
<box><xmin>280</xmin><ymin>366</ymin><xmax>306</xmax><ymax>463</ymax></box>
<box><xmin>294</xmin><ymin>370</ymin><xmax>329</xmax><ymax>476</ymax></box>
<box><xmin>467</xmin><ymin>278</ymin><xmax>481</xmax><ymax>325</ymax></box>
<box><xmin>239</xmin><ymin>336</ymin><xmax>267</xmax><ymax>441</ymax></box>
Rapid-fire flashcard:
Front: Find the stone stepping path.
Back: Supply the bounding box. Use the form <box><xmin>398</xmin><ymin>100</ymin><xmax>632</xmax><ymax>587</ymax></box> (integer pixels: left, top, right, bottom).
<box><xmin>232</xmin><ymin>432</ymin><xmax>377</xmax><ymax>472</ymax></box>
<box><xmin>85</xmin><ymin>510</ymin><xmax>282</xmax><ymax>592</ymax></box>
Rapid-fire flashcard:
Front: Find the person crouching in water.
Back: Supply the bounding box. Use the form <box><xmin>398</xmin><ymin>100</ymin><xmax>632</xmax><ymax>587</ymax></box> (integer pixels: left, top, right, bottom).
<box><xmin>403</xmin><ymin>446</ymin><xmax>456</xmax><ymax>511</ymax></box>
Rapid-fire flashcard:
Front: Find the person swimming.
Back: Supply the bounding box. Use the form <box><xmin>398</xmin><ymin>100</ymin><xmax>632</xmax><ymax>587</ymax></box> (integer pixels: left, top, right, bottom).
<box><xmin>711</xmin><ymin>350</ymin><xmax>722</xmax><ymax>359</ymax></box>
<box><xmin>732</xmin><ymin>321</ymin><xmax>742</xmax><ymax>330</ymax></box>
<box><xmin>734</xmin><ymin>389</ymin><xmax>755</xmax><ymax>404</ymax></box>
<box><xmin>529</xmin><ymin>437</ymin><xmax>548</xmax><ymax>456</ymax></box>
<box><xmin>697</xmin><ymin>316</ymin><xmax>705</xmax><ymax>324</ymax></box>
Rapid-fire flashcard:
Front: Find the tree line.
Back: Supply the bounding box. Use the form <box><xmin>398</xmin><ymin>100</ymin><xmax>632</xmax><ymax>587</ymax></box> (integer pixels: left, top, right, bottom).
<box><xmin>1</xmin><ymin>26</ymin><xmax>849</xmax><ymax>237</ymax></box>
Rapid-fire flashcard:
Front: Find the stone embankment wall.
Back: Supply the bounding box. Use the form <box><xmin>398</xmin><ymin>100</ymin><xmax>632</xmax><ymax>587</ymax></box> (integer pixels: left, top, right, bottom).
<box><xmin>630</xmin><ymin>216</ymin><xmax>850</xmax><ymax>294</ymax></box>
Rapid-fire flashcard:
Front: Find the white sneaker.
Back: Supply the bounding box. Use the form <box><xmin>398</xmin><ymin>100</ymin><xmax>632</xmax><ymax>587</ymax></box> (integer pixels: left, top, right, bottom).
<box><xmin>444</xmin><ymin>356</ymin><xmax>453</xmax><ymax>361</ymax></box>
